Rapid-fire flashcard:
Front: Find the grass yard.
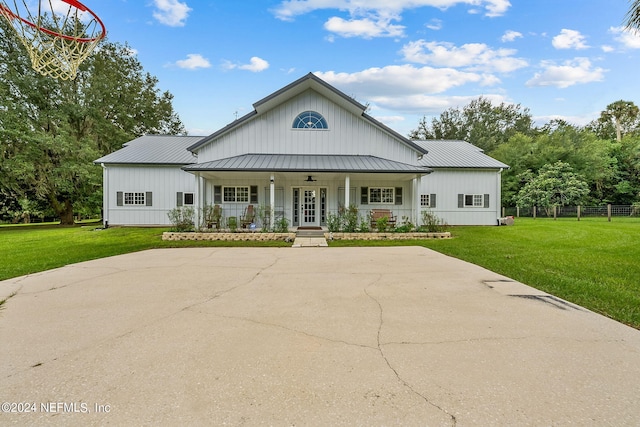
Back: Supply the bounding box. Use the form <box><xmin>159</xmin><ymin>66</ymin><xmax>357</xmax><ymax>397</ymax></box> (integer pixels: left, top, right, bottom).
<box><xmin>0</xmin><ymin>224</ymin><xmax>289</xmax><ymax>281</ymax></box>
<box><xmin>1</xmin><ymin>218</ymin><xmax>638</xmax><ymax>328</ymax></box>
<box><xmin>332</xmin><ymin>217</ymin><xmax>640</xmax><ymax>329</ymax></box>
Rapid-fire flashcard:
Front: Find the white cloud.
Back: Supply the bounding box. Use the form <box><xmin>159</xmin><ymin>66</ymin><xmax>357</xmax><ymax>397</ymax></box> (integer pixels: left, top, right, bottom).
<box><xmin>223</xmin><ymin>57</ymin><xmax>270</xmax><ymax>72</ymax></box>
<box><xmin>601</xmin><ymin>45</ymin><xmax>615</xmax><ymax>53</ymax></box>
<box><xmin>372</xmin><ymin>93</ymin><xmax>509</xmax><ymax>114</ymax></box>
<box><xmin>175</xmin><ymin>54</ymin><xmax>211</xmax><ymax>70</ymax></box>
<box><xmin>401</xmin><ymin>40</ymin><xmax>528</xmax><ymax>73</ymax></box>
<box><xmin>609</xmin><ymin>26</ymin><xmax>640</xmax><ymax>49</ymax></box>
<box><xmin>526</xmin><ymin>58</ymin><xmax>606</xmax><ymax>88</ymax></box>
<box><xmin>324</xmin><ymin>15</ymin><xmax>405</xmax><ymax>38</ymax></box>
<box><xmin>314</xmin><ymin>65</ymin><xmax>495</xmax><ymax>102</ymax></box>
<box><xmin>426</xmin><ymin>19</ymin><xmax>443</xmax><ymax>31</ymax></box>
<box><xmin>533</xmin><ymin>113</ymin><xmax>598</xmax><ymax>127</ymax></box>
<box><xmin>552</xmin><ymin>29</ymin><xmax>589</xmax><ymax>50</ymax></box>
<box><xmin>501</xmin><ymin>30</ymin><xmax>523</xmax><ymax>42</ymax></box>
<box><xmin>272</xmin><ymin>0</ymin><xmax>512</xmax><ymax>23</ymax></box>
<box><xmin>152</xmin><ymin>0</ymin><xmax>191</xmax><ymax>27</ymax></box>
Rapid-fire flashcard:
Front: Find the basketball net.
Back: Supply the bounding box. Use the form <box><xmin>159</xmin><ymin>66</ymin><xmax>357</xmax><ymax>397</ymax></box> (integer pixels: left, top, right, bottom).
<box><xmin>0</xmin><ymin>0</ymin><xmax>106</xmax><ymax>80</ymax></box>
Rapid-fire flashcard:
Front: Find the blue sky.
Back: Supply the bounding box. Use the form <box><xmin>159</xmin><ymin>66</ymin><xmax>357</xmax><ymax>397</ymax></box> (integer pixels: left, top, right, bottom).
<box><xmin>91</xmin><ymin>0</ymin><xmax>640</xmax><ymax>137</ymax></box>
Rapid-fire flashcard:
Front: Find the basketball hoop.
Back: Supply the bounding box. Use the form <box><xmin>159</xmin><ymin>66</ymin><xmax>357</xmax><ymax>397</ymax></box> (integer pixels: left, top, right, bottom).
<box><xmin>0</xmin><ymin>0</ymin><xmax>106</xmax><ymax>80</ymax></box>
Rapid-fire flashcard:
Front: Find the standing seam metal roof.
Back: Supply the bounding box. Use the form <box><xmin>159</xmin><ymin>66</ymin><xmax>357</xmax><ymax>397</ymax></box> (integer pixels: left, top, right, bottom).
<box><xmin>94</xmin><ymin>135</ymin><xmax>204</xmax><ymax>165</ymax></box>
<box><xmin>183</xmin><ymin>154</ymin><xmax>431</xmax><ymax>173</ymax></box>
<box><xmin>414</xmin><ymin>140</ymin><xmax>509</xmax><ymax>169</ymax></box>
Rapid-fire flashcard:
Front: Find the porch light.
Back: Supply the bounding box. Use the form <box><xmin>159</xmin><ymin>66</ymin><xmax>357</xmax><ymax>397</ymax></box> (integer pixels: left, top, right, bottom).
<box><xmin>305</xmin><ymin>175</ymin><xmax>316</xmax><ymax>182</ymax></box>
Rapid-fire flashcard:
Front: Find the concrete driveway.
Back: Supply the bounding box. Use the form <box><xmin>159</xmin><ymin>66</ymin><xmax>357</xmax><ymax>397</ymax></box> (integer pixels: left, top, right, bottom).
<box><xmin>1</xmin><ymin>247</ymin><xmax>639</xmax><ymax>426</ymax></box>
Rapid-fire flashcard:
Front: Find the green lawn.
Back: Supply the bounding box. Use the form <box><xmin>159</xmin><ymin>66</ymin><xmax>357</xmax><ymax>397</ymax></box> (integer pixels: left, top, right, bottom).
<box><xmin>1</xmin><ymin>218</ymin><xmax>638</xmax><ymax>328</ymax></box>
<box><xmin>331</xmin><ymin>217</ymin><xmax>640</xmax><ymax>329</ymax></box>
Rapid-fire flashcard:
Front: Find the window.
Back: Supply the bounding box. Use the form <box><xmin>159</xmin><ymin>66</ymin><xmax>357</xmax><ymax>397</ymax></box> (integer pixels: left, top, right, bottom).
<box><xmin>214</xmin><ymin>185</ymin><xmax>258</xmax><ymax>204</ymax></box>
<box><xmin>223</xmin><ymin>186</ymin><xmax>249</xmax><ymax>202</ymax></box>
<box><xmin>369</xmin><ymin>187</ymin><xmax>394</xmax><ymax>204</ymax></box>
<box><xmin>177</xmin><ymin>192</ymin><xmax>194</xmax><ymax>206</ymax></box>
<box><xmin>465</xmin><ymin>194</ymin><xmax>484</xmax><ymax>207</ymax></box>
<box><xmin>458</xmin><ymin>193</ymin><xmax>489</xmax><ymax>208</ymax></box>
<box><xmin>293</xmin><ymin>111</ymin><xmax>328</xmax><ymax>129</ymax></box>
<box><xmin>421</xmin><ymin>194</ymin><xmax>437</xmax><ymax>208</ymax></box>
<box><xmin>117</xmin><ymin>191</ymin><xmax>152</xmax><ymax>207</ymax></box>
<box><xmin>360</xmin><ymin>187</ymin><xmax>402</xmax><ymax>205</ymax></box>
<box><xmin>125</xmin><ymin>192</ymin><xmax>145</xmax><ymax>205</ymax></box>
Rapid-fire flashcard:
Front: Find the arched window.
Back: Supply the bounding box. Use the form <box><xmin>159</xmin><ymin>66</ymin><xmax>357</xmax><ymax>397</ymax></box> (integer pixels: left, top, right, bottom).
<box><xmin>293</xmin><ymin>111</ymin><xmax>328</xmax><ymax>129</ymax></box>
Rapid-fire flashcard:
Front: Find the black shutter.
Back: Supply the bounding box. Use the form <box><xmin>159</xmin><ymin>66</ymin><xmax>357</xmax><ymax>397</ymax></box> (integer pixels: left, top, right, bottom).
<box><xmin>214</xmin><ymin>186</ymin><xmax>222</xmax><ymax>204</ymax></box>
<box><xmin>177</xmin><ymin>192</ymin><xmax>183</xmax><ymax>207</ymax></box>
<box><xmin>484</xmin><ymin>194</ymin><xmax>490</xmax><ymax>208</ymax></box>
<box><xmin>146</xmin><ymin>192</ymin><xmax>153</xmax><ymax>206</ymax></box>
<box><xmin>250</xmin><ymin>185</ymin><xmax>258</xmax><ymax>204</ymax></box>
<box><xmin>360</xmin><ymin>187</ymin><xmax>368</xmax><ymax>205</ymax></box>
<box><xmin>116</xmin><ymin>192</ymin><xmax>123</xmax><ymax>206</ymax></box>
<box><xmin>430</xmin><ymin>194</ymin><xmax>436</xmax><ymax>208</ymax></box>
<box><xmin>458</xmin><ymin>194</ymin><xmax>464</xmax><ymax>208</ymax></box>
<box><xmin>395</xmin><ymin>187</ymin><xmax>403</xmax><ymax>205</ymax></box>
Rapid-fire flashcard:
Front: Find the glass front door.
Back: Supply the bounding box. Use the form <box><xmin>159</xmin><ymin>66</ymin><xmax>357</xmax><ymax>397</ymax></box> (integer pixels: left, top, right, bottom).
<box><xmin>301</xmin><ymin>188</ymin><xmax>317</xmax><ymax>226</ymax></box>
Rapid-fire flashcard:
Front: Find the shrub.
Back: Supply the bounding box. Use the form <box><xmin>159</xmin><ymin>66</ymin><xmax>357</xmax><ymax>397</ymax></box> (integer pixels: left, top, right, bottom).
<box><xmin>420</xmin><ymin>209</ymin><xmax>447</xmax><ymax>232</ymax></box>
<box><xmin>343</xmin><ymin>204</ymin><xmax>359</xmax><ymax>232</ymax></box>
<box><xmin>375</xmin><ymin>216</ymin><xmax>389</xmax><ymax>232</ymax></box>
<box><xmin>167</xmin><ymin>207</ymin><xmax>195</xmax><ymax>232</ymax></box>
<box><xmin>257</xmin><ymin>205</ymin><xmax>271</xmax><ymax>231</ymax></box>
<box><xmin>394</xmin><ymin>216</ymin><xmax>414</xmax><ymax>233</ymax></box>
<box><xmin>326</xmin><ymin>212</ymin><xmax>342</xmax><ymax>232</ymax></box>
<box><xmin>273</xmin><ymin>217</ymin><xmax>290</xmax><ymax>233</ymax></box>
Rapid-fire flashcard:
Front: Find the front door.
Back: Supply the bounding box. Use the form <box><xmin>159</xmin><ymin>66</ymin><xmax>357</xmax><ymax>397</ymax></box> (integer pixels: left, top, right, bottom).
<box><xmin>301</xmin><ymin>188</ymin><xmax>317</xmax><ymax>226</ymax></box>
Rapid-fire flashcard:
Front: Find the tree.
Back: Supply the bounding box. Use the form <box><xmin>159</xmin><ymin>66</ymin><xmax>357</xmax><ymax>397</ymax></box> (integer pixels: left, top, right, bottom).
<box><xmin>591</xmin><ymin>100</ymin><xmax>639</xmax><ymax>142</ymax></box>
<box><xmin>625</xmin><ymin>0</ymin><xmax>640</xmax><ymax>32</ymax></box>
<box><xmin>0</xmin><ymin>18</ymin><xmax>185</xmax><ymax>224</ymax></box>
<box><xmin>514</xmin><ymin>161</ymin><xmax>590</xmax><ymax>214</ymax></box>
<box><xmin>409</xmin><ymin>96</ymin><xmax>534</xmax><ymax>153</ymax></box>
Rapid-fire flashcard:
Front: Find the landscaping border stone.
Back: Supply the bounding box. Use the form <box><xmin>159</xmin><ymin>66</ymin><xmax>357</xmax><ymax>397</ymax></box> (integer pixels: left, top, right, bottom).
<box><xmin>326</xmin><ymin>232</ymin><xmax>451</xmax><ymax>240</ymax></box>
<box><xmin>162</xmin><ymin>232</ymin><xmax>296</xmax><ymax>241</ymax></box>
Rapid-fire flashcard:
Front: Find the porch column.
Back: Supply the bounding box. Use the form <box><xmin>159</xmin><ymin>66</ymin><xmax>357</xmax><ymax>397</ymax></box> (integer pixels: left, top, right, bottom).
<box><xmin>194</xmin><ymin>173</ymin><xmax>202</xmax><ymax>230</ymax></box>
<box><xmin>344</xmin><ymin>174</ymin><xmax>350</xmax><ymax>208</ymax></box>
<box><xmin>269</xmin><ymin>174</ymin><xmax>275</xmax><ymax>229</ymax></box>
<box><xmin>413</xmin><ymin>175</ymin><xmax>422</xmax><ymax>225</ymax></box>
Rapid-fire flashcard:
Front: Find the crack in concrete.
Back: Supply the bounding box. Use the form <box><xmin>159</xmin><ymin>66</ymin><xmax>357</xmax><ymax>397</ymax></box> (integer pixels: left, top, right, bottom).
<box><xmin>211</xmin><ymin>313</ymin><xmax>378</xmax><ymax>350</ymax></box>
<box><xmin>2</xmin><ymin>253</ymin><xmax>286</xmax><ymax>380</ymax></box>
<box><xmin>385</xmin><ymin>336</ymin><xmax>532</xmax><ymax>346</ymax></box>
<box><xmin>364</xmin><ymin>287</ymin><xmax>457</xmax><ymax>426</ymax></box>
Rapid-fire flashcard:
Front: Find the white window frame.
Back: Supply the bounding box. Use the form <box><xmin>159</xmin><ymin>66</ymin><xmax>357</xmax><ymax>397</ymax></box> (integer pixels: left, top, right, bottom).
<box><xmin>223</xmin><ymin>186</ymin><xmax>250</xmax><ymax>203</ymax></box>
<box><xmin>420</xmin><ymin>194</ymin><xmax>430</xmax><ymax>207</ymax></box>
<box><xmin>369</xmin><ymin>187</ymin><xmax>395</xmax><ymax>204</ymax></box>
<box><xmin>183</xmin><ymin>193</ymin><xmax>194</xmax><ymax>206</ymax></box>
<box><xmin>124</xmin><ymin>192</ymin><xmax>145</xmax><ymax>206</ymax></box>
<box><xmin>465</xmin><ymin>194</ymin><xmax>484</xmax><ymax>207</ymax></box>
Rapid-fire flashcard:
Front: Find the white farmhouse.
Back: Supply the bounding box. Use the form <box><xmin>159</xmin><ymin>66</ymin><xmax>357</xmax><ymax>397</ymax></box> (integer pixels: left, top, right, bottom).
<box><xmin>95</xmin><ymin>73</ymin><xmax>508</xmax><ymax>228</ymax></box>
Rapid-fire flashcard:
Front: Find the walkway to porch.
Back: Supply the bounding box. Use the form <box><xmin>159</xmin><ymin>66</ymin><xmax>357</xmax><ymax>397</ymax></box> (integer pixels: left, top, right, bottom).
<box><xmin>292</xmin><ymin>227</ymin><xmax>328</xmax><ymax>247</ymax></box>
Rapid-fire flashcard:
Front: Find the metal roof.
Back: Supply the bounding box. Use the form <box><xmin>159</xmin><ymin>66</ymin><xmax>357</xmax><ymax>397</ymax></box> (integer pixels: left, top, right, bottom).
<box><xmin>94</xmin><ymin>135</ymin><xmax>204</xmax><ymax>165</ymax></box>
<box><xmin>414</xmin><ymin>140</ymin><xmax>509</xmax><ymax>169</ymax></box>
<box><xmin>183</xmin><ymin>154</ymin><xmax>431</xmax><ymax>174</ymax></box>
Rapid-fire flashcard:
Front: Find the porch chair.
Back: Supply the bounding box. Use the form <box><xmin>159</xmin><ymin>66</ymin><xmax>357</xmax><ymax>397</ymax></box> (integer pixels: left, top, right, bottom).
<box><xmin>207</xmin><ymin>204</ymin><xmax>222</xmax><ymax>230</ymax></box>
<box><xmin>241</xmin><ymin>204</ymin><xmax>256</xmax><ymax>228</ymax></box>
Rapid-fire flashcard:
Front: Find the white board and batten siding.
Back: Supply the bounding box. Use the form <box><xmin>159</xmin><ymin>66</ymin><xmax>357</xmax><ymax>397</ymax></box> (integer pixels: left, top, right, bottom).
<box><xmin>196</xmin><ymin>90</ymin><xmax>419</xmax><ymax>165</ymax></box>
<box><xmin>422</xmin><ymin>169</ymin><xmax>502</xmax><ymax>226</ymax></box>
<box><xmin>103</xmin><ymin>165</ymin><xmax>195</xmax><ymax>226</ymax></box>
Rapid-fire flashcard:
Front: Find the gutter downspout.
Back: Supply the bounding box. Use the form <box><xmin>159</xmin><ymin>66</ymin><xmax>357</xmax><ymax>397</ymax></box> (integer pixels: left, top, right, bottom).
<box><xmin>497</xmin><ymin>168</ymin><xmax>504</xmax><ymax>224</ymax></box>
<box><xmin>101</xmin><ymin>163</ymin><xmax>108</xmax><ymax>228</ymax></box>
